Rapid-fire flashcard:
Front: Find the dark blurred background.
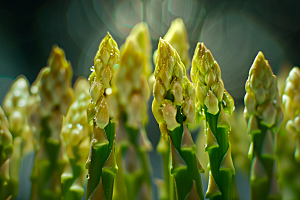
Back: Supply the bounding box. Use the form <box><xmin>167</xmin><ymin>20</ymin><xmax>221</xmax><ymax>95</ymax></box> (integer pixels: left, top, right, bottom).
<box><xmin>1</xmin><ymin>0</ymin><xmax>300</xmax><ymax>199</ymax></box>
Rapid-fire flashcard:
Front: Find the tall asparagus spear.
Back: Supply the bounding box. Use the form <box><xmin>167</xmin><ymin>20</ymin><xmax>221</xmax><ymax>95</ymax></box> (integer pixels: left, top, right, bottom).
<box><xmin>190</xmin><ymin>42</ymin><xmax>235</xmax><ymax>200</ymax></box>
<box><xmin>61</xmin><ymin>78</ymin><xmax>92</xmax><ymax>200</ymax></box>
<box><xmin>85</xmin><ymin>32</ymin><xmax>119</xmax><ymax>200</ymax></box>
<box><xmin>112</xmin><ymin>26</ymin><xmax>153</xmax><ymax>200</ymax></box>
<box><xmin>244</xmin><ymin>52</ymin><xmax>283</xmax><ymax>200</ymax></box>
<box><xmin>0</xmin><ymin>106</ymin><xmax>14</xmax><ymax>200</ymax></box>
<box><xmin>2</xmin><ymin>76</ymin><xmax>33</xmax><ymax>199</ymax></box>
<box><xmin>30</xmin><ymin>46</ymin><xmax>74</xmax><ymax>200</ymax></box>
<box><xmin>152</xmin><ymin>38</ymin><xmax>204</xmax><ymax>200</ymax></box>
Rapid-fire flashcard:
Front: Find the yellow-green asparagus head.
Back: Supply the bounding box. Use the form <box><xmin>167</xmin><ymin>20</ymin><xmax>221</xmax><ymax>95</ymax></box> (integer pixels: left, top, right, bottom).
<box><xmin>282</xmin><ymin>66</ymin><xmax>300</xmax><ymax>161</ymax></box>
<box><xmin>152</xmin><ymin>38</ymin><xmax>196</xmax><ymax>131</ymax></box>
<box><xmin>0</xmin><ymin>106</ymin><xmax>13</xmax><ymax>182</ymax></box>
<box><xmin>62</xmin><ymin>78</ymin><xmax>91</xmax><ymax>161</ymax></box>
<box><xmin>191</xmin><ymin>42</ymin><xmax>234</xmax><ymax>116</ymax></box>
<box><xmin>2</xmin><ymin>76</ymin><xmax>30</xmax><ymax>137</ymax></box>
<box><xmin>87</xmin><ymin>32</ymin><xmax>120</xmax><ymax>129</ymax></box>
<box><xmin>39</xmin><ymin>45</ymin><xmax>74</xmax><ymax>117</ymax></box>
<box><xmin>114</xmin><ymin>35</ymin><xmax>150</xmax><ymax>128</ymax></box>
<box><xmin>244</xmin><ymin>51</ymin><xmax>283</xmax><ymax>129</ymax></box>
<box><xmin>129</xmin><ymin>22</ymin><xmax>153</xmax><ymax>77</ymax></box>
<box><xmin>2</xmin><ymin>76</ymin><xmax>33</xmax><ymax>155</ymax></box>
<box><xmin>153</xmin><ymin>18</ymin><xmax>190</xmax><ymax>72</ymax></box>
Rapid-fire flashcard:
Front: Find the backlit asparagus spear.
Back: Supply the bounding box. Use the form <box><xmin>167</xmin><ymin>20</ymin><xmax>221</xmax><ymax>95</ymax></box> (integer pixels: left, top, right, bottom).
<box><xmin>0</xmin><ymin>106</ymin><xmax>14</xmax><ymax>200</ymax></box>
<box><xmin>61</xmin><ymin>78</ymin><xmax>92</xmax><ymax>200</ymax></box>
<box><xmin>191</xmin><ymin>42</ymin><xmax>235</xmax><ymax>200</ymax></box>
<box><xmin>153</xmin><ymin>18</ymin><xmax>190</xmax><ymax>72</ymax></box>
<box><xmin>244</xmin><ymin>52</ymin><xmax>283</xmax><ymax>200</ymax></box>
<box><xmin>152</xmin><ymin>38</ymin><xmax>204</xmax><ymax>200</ymax></box>
<box><xmin>2</xmin><ymin>76</ymin><xmax>33</xmax><ymax>199</ymax></box>
<box><xmin>85</xmin><ymin>32</ymin><xmax>119</xmax><ymax>200</ymax></box>
<box><xmin>113</xmin><ymin>27</ymin><xmax>152</xmax><ymax>200</ymax></box>
<box><xmin>30</xmin><ymin>46</ymin><xmax>74</xmax><ymax>200</ymax></box>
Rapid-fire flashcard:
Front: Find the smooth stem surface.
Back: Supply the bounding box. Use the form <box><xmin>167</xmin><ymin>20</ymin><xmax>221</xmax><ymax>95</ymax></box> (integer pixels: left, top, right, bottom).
<box><xmin>169</xmin><ymin>108</ymin><xmax>204</xmax><ymax>200</ymax></box>
<box><xmin>251</xmin><ymin>124</ymin><xmax>273</xmax><ymax>200</ymax></box>
<box><xmin>122</xmin><ymin>124</ymin><xmax>152</xmax><ymax>199</ymax></box>
<box><xmin>86</xmin><ymin>121</ymin><xmax>116</xmax><ymax>200</ymax></box>
<box><xmin>205</xmin><ymin>104</ymin><xmax>232</xmax><ymax>200</ymax></box>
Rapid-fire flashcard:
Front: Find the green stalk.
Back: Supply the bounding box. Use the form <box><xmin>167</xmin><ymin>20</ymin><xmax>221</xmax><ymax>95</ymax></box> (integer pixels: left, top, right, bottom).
<box><xmin>156</xmin><ymin>134</ymin><xmax>171</xmax><ymax>200</ymax></box>
<box><xmin>61</xmin><ymin>78</ymin><xmax>91</xmax><ymax>200</ymax></box>
<box><xmin>190</xmin><ymin>43</ymin><xmax>235</xmax><ymax>200</ymax></box>
<box><xmin>244</xmin><ymin>52</ymin><xmax>283</xmax><ymax>200</ymax></box>
<box><xmin>29</xmin><ymin>46</ymin><xmax>74</xmax><ymax>200</ymax></box>
<box><xmin>0</xmin><ymin>106</ymin><xmax>14</xmax><ymax>200</ymax></box>
<box><xmin>85</xmin><ymin>32</ymin><xmax>119</xmax><ymax>200</ymax></box>
<box><xmin>152</xmin><ymin>38</ymin><xmax>204</xmax><ymax>200</ymax></box>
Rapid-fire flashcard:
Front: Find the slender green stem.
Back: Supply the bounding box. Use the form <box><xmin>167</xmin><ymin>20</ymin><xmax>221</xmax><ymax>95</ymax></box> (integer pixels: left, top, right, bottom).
<box><xmin>205</xmin><ymin>104</ymin><xmax>232</xmax><ymax>200</ymax></box>
<box><xmin>86</xmin><ymin>120</ymin><xmax>117</xmax><ymax>200</ymax></box>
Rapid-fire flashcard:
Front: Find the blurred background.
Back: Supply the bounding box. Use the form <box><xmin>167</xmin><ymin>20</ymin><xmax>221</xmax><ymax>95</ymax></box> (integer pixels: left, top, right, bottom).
<box><xmin>1</xmin><ymin>0</ymin><xmax>300</xmax><ymax>199</ymax></box>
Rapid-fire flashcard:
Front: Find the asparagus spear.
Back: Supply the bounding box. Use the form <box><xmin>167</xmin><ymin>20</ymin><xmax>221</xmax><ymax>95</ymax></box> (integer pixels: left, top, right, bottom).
<box><xmin>152</xmin><ymin>38</ymin><xmax>204</xmax><ymax>200</ymax></box>
<box><xmin>276</xmin><ymin>66</ymin><xmax>300</xmax><ymax>199</ymax></box>
<box><xmin>282</xmin><ymin>67</ymin><xmax>300</xmax><ymax>162</ymax></box>
<box><xmin>2</xmin><ymin>76</ymin><xmax>33</xmax><ymax>199</ymax></box>
<box><xmin>61</xmin><ymin>78</ymin><xmax>92</xmax><ymax>200</ymax></box>
<box><xmin>244</xmin><ymin>52</ymin><xmax>283</xmax><ymax>200</ymax></box>
<box><xmin>112</xmin><ymin>24</ymin><xmax>153</xmax><ymax>199</ymax></box>
<box><xmin>30</xmin><ymin>46</ymin><xmax>74</xmax><ymax>200</ymax></box>
<box><xmin>0</xmin><ymin>106</ymin><xmax>14</xmax><ymax>200</ymax></box>
<box><xmin>153</xmin><ymin>18</ymin><xmax>190</xmax><ymax>72</ymax></box>
<box><xmin>85</xmin><ymin>32</ymin><xmax>119</xmax><ymax>200</ymax></box>
<box><xmin>190</xmin><ymin>42</ymin><xmax>235</xmax><ymax>200</ymax></box>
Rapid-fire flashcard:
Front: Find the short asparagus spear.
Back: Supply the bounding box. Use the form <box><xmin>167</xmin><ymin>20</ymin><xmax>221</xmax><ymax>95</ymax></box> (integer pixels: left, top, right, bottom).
<box><xmin>2</xmin><ymin>76</ymin><xmax>33</xmax><ymax>199</ymax></box>
<box><xmin>112</xmin><ymin>26</ymin><xmax>153</xmax><ymax>200</ymax></box>
<box><xmin>244</xmin><ymin>52</ymin><xmax>283</xmax><ymax>200</ymax></box>
<box><xmin>190</xmin><ymin>42</ymin><xmax>235</xmax><ymax>200</ymax></box>
<box><xmin>30</xmin><ymin>46</ymin><xmax>74</xmax><ymax>200</ymax></box>
<box><xmin>85</xmin><ymin>32</ymin><xmax>119</xmax><ymax>200</ymax></box>
<box><xmin>0</xmin><ymin>106</ymin><xmax>14</xmax><ymax>200</ymax></box>
<box><xmin>152</xmin><ymin>38</ymin><xmax>204</xmax><ymax>200</ymax></box>
<box><xmin>61</xmin><ymin>78</ymin><xmax>92</xmax><ymax>200</ymax></box>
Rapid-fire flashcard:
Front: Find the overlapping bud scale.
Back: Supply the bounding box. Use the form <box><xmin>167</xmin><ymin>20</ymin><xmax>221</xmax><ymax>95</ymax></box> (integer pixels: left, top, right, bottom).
<box><xmin>88</xmin><ymin>33</ymin><xmax>120</xmax><ymax>129</ymax></box>
<box><xmin>245</xmin><ymin>52</ymin><xmax>283</xmax><ymax>129</ymax></box>
<box><xmin>152</xmin><ymin>38</ymin><xmax>196</xmax><ymax>130</ymax></box>
<box><xmin>191</xmin><ymin>43</ymin><xmax>234</xmax><ymax>115</ymax></box>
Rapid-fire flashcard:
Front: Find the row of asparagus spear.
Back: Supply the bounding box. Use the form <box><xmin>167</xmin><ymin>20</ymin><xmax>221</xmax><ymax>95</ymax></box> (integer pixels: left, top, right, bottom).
<box><xmin>1</xmin><ymin>18</ymin><xmax>300</xmax><ymax>200</ymax></box>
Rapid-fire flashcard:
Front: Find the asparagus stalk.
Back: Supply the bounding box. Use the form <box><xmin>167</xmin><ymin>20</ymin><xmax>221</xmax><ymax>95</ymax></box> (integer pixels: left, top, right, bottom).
<box><xmin>282</xmin><ymin>67</ymin><xmax>300</xmax><ymax>162</ymax></box>
<box><xmin>244</xmin><ymin>52</ymin><xmax>283</xmax><ymax>200</ymax></box>
<box><xmin>152</xmin><ymin>38</ymin><xmax>204</xmax><ymax>200</ymax></box>
<box><xmin>85</xmin><ymin>32</ymin><xmax>119</xmax><ymax>200</ymax></box>
<box><xmin>112</xmin><ymin>23</ymin><xmax>153</xmax><ymax>200</ymax></box>
<box><xmin>61</xmin><ymin>78</ymin><xmax>92</xmax><ymax>200</ymax></box>
<box><xmin>2</xmin><ymin>76</ymin><xmax>33</xmax><ymax>199</ymax></box>
<box><xmin>29</xmin><ymin>46</ymin><xmax>74</xmax><ymax>200</ymax></box>
<box><xmin>0</xmin><ymin>106</ymin><xmax>14</xmax><ymax>200</ymax></box>
<box><xmin>190</xmin><ymin>42</ymin><xmax>235</xmax><ymax>200</ymax></box>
